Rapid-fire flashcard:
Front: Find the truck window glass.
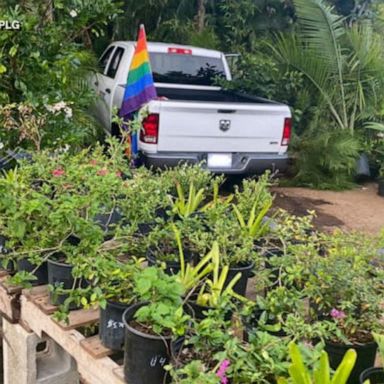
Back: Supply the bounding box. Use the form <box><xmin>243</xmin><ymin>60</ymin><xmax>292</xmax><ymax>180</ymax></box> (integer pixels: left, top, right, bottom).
<box><xmin>149</xmin><ymin>52</ymin><xmax>226</xmax><ymax>86</ymax></box>
<box><xmin>99</xmin><ymin>47</ymin><xmax>115</xmax><ymax>74</ymax></box>
<box><xmin>106</xmin><ymin>47</ymin><xmax>125</xmax><ymax>78</ymax></box>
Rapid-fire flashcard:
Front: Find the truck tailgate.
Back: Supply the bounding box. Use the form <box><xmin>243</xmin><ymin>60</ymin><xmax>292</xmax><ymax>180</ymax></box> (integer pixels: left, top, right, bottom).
<box><xmin>156</xmin><ymin>101</ymin><xmax>290</xmax><ymax>154</ymax></box>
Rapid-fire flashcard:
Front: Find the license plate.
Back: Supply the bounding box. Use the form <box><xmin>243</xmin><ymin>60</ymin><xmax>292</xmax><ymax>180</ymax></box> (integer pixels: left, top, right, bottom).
<box><xmin>207</xmin><ymin>153</ymin><xmax>232</xmax><ymax>168</ymax></box>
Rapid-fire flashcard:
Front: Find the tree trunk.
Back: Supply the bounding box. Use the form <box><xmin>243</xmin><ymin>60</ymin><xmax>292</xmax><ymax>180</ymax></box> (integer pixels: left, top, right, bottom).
<box><xmin>196</xmin><ymin>0</ymin><xmax>206</xmax><ymax>33</ymax></box>
<box><xmin>44</xmin><ymin>0</ymin><xmax>54</xmax><ymax>22</ymax></box>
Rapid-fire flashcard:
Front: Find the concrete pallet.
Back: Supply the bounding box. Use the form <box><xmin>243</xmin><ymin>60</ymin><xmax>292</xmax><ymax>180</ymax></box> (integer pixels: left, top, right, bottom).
<box><xmin>3</xmin><ymin>319</ymin><xmax>79</xmax><ymax>384</ymax></box>
<box><xmin>18</xmin><ymin>286</ymin><xmax>125</xmax><ymax>384</ymax></box>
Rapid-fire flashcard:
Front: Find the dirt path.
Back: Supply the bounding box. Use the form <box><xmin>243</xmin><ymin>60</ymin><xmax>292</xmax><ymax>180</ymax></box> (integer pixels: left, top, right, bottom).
<box><xmin>272</xmin><ymin>182</ymin><xmax>384</xmax><ymax>234</ymax></box>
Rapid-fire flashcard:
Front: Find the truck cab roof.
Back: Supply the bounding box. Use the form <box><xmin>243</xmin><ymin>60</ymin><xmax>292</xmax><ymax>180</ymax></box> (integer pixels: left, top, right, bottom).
<box><xmin>112</xmin><ymin>41</ymin><xmax>224</xmax><ymax>59</ymax></box>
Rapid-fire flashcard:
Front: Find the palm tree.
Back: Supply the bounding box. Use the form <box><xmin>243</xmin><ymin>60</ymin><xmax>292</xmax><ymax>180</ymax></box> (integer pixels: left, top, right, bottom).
<box><xmin>270</xmin><ymin>0</ymin><xmax>384</xmax><ymax>134</ymax></box>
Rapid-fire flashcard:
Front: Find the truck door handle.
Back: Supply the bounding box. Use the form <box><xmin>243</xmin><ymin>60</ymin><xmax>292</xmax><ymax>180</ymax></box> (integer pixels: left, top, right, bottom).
<box><xmin>105</xmin><ymin>88</ymin><xmax>111</xmax><ymax>94</ymax></box>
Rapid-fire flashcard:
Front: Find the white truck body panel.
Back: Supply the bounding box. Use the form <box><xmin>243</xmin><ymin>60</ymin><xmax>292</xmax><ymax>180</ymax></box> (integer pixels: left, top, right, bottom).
<box><xmin>91</xmin><ymin>41</ymin><xmax>291</xmax><ymax>174</ymax></box>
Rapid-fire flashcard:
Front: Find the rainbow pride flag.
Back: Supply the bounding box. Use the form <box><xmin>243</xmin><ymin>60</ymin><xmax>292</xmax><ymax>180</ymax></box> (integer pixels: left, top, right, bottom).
<box><xmin>120</xmin><ymin>25</ymin><xmax>157</xmax><ymax>117</ymax></box>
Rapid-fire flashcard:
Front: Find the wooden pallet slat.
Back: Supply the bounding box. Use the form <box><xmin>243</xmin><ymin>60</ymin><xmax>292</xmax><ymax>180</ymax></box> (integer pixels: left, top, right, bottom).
<box><xmin>0</xmin><ymin>272</ymin><xmax>21</xmax><ymax>322</ymax></box>
<box><xmin>0</xmin><ymin>283</ymin><xmax>20</xmax><ymax>322</ymax></box>
<box><xmin>0</xmin><ymin>274</ymin><xmax>23</xmax><ymax>294</ymax></box>
<box><xmin>80</xmin><ymin>335</ymin><xmax>113</xmax><ymax>359</ymax></box>
<box><xmin>55</xmin><ymin>307</ymin><xmax>100</xmax><ymax>330</ymax></box>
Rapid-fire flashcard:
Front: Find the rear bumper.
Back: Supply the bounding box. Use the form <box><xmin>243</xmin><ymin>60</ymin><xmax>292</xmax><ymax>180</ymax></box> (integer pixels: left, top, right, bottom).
<box><xmin>141</xmin><ymin>152</ymin><xmax>289</xmax><ymax>174</ymax></box>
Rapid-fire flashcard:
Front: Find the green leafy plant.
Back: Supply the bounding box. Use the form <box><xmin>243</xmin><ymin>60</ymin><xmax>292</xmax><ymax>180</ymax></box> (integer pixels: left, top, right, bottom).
<box><xmin>232</xmin><ymin>198</ymin><xmax>272</xmax><ymax>238</ymax></box>
<box><xmin>174</xmin><ymin>226</ymin><xmax>213</xmax><ymax>292</ymax></box>
<box><xmin>196</xmin><ymin>242</ymin><xmax>242</xmax><ymax>307</ymax></box>
<box><xmin>168</xmin><ymin>360</ymin><xmax>220</xmax><ymax>384</ymax></box>
<box><xmin>304</xmin><ymin>231</ymin><xmax>383</xmax><ymax>343</ymax></box>
<box><xmin>225</xmin><ymin>331</ymin><xmax>290</xmax><ymax>383</ymax></box>
<box><xmin>171</xmin><ymin>182</ymin><xmax>205</xmax><ymax>218</ymax></box>
<box><xmin>0</xmin><ymin>2</ymin><xmax>120</xmax><ymax>151</ymax></box>
<box><xmin>372</xmin><ymin>333</ymin><xmax>384</xmax><ymax>363</ymax></box>
<box><xmin>82</xmin><ymin>256</ymin><xmax>144</xmax><ymax>308</ymax></box>
<box><xmin>133</xmin><ymin>267</ymin><xmax>189</xmax><ymax>336</ymax></box>
<box><xmin>277</xmin><ymin>342</ymin><xmax>356</xmax><ymax>384</ymax></box>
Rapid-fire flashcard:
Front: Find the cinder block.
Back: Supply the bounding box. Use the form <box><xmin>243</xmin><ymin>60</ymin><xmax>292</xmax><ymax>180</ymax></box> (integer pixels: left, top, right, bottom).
<box><xmin>3</xmin><ymin>319</ymin><xmax>79</xmax><ymax>384</ymax></box>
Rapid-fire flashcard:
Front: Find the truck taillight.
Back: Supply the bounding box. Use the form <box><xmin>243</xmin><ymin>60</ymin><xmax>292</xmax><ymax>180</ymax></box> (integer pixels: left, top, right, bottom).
<box><xmin>168</xmin><ymin>47</ymin><xmax>192</xmax><ymax>55</ymax></box>
<box><xmin>140</xmin><ymin>114</ymin><xmax>159</xmax><ymax>144</ymax></box>
<box><xmin>281</xmin><ymin>118</ymin><xmax>292</xmax><ymax>146</ymax></box>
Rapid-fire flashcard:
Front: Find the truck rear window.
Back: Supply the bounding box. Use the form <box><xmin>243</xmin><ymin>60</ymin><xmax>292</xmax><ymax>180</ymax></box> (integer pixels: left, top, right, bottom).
<box><xmin>149</xmin><ymin>52</ymin><xmax>226</xmax><ymax>86</ymax></box>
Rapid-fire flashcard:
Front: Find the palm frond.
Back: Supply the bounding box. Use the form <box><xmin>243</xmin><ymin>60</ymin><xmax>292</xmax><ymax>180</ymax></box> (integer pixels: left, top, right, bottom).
<box><xmin>294</xmin><ymin>0</ymin><xmax>348</xmax><ymax>128</ymax></box>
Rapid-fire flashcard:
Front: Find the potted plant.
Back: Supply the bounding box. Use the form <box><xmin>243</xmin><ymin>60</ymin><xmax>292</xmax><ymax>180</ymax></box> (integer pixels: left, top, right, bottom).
<box><xmin>205</xmin><ymin>218</ymin><xmax>258</xmax><ymax>296</ymax></box>
<box><xmin>166</xmin><ymin>360</ymin><xmax>220</xmax><ymax>384</ymax></box>
<box><xmin>188</xmin><ymin>242</ymin><xmax>242</xmax><ymax>320</ymax></box>
<box><xmin>118</xmin><ymin>167</ymin><xmax>169</xmax><ymax>235</ymax></box>
<box><xmin>82</xmin><ymin>255</ymin><xmax>144</xmax><ymax>350</ymax></box>
<box><xmin>304</xmin><ymin>233</ymin><xmax>383</xmax><ymax>384</ymax></box>
<box><xmin>122</xmin><ymin>267</ymin><xmax>189</xmax><ymax>384</ymax></box>
<box><xmin>0</xmin><ymin>167</ymin><xmax>52</xmax><ymax>286</ymax></box>
<box><xmin>167</xmin><ymin>311</ymin><xmax>232</xmax><ymax>383</ymax></box>
<box><xmin>359</xmin><ymin>333</ymin><xmax>384</xmax><ymax>384</ymax></box>
<box><xmin>145</xmin><ymin>221</ymin><xmax>201</xmax><ymax>275</ymax></box>
<box><xmin>277</xmin><ymin>342</ymin><xmax>357</xmax><ymax>384</ymax></box>
<box><xmin>170</xmin><ymin>182</ymin><xmax>206</xmax><ymax>220</ymax></box>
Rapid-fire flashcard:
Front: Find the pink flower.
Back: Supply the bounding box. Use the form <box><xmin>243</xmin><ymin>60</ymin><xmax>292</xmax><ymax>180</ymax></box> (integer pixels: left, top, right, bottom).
<box><xmin>115</xmin><ymin>171</ymin><xmax>122</xmax><ymax>178</ymax></box>
<box><xmin>330</xmin><ymin>308</ymin><xmax>346</xmax><ymax>320</ymax></box>
<box><xmin>52</xmin><ymin>169</ymin><xmax>65</xmax><ymax>177</ymax></box>
<box><xmin>97</xmin><ymin>169</ymin><xmax>108</xmax><ymax>176</ymax></box>
<box><xmin>216</xmin><ymin>359</ymin><xmax>230</xmax><ymax>384</ymax></box>
<box><xmin>89</xmin><ymin>159</ymin><xmax>98</xmax><ymax>166</ymax></box>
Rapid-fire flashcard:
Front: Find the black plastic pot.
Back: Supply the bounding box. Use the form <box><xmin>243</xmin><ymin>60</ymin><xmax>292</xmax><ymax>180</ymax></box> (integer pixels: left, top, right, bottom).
<box><xmin>325</xmin><ymin>341</ymin><xmax>378</xmax><ymax>384</ymax></box>
<box><xmin>154</xmin><ymin>207</ymin><xmax>169</xmax><ymax>220</ymax></box>
<box><xmin>146</xmin><ymin>248</ymin><xmax>195</xmax><ymax>276</ymax></box>
<box><xmin>378</xmin><ymin>179</ymin><xmax>384</xmax><ymax>197</ymax></box>
<box><xmin>123</xmin><ymin>302</ymin><xmax>172</xmax><ymax>384</ymax></box>
<box><xmin>17</xmin><ymin>258</ymin><xmax>48</xmax><ymax>285</ymax></box>
<box><xmin>94</xmin><ymin>208</ymin><xmax>122</xmax><ymax>235</ymax></box>
<box><xmin>47</xmin><ymin>259</ymin><xmax>87</xmax><ymax>308</ymax></box>
<box><xmin>99</xmin><ymin>300</ymin><xmax>130</xmax><ymax>351</ymax></box>
<box><xmin>137</xmin><ymin>222</ymin><xmax>156</xmax><ymax>236</ymax></box>
<box><xmin>67</xmin><ymin>235</ymin><xmax>81</xmax><ymax>246</ymax></box>
<box><xmin>359</xmin><ymin>367</ymin><xmax>384</xmax><ymax>384</ymax></box>
<box><xmin>224</xmin><ymin>262</ymin><xmax>254</xmax><ymax>297</ymax></box>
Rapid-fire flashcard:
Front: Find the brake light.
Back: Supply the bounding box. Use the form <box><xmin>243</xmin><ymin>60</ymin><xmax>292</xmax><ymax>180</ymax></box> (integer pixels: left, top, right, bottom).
<box><xmin>281</xmin><ymin>118</ymin><xmax>292</xmax><ymax>146</ymax></box>
<box><xmin>168</xmin><ymin>47</ymin><xmax>192</xmax><ymax>55</ymax></box>
<box><xmin>140</xmin><ymin>114</ymin><xmax>159</xmax><ymax>144</ymax></box>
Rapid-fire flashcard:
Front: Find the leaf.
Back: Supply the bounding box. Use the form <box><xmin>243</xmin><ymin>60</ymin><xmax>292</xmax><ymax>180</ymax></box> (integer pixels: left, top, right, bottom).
<box><xmin>331</xmin><ymin>349</ymin><xmax>356</xmax><ymax>384</ymax></box>
<box><xmin>288</xmin><ymin>342</ymin><xmax>311</xmax><ymax>384</ymax></box>
<box><xmin>0</xmin><ymin>64</ymin><xmax>7</xmax><ymax>74</ymax></box>
<box><xmin>314</xmin><ymin>351</ymin><xmax>330</xmax><ymax>384</ymax></box>
<box><xmin>9</xmin><ymin>46</ymin><xmax>17</xmax><ymax>57</ymax></box>
<box><xmin>81</xmin><ymin>297</ymin><xmax>88</xmax><ymax>306</ymax></box>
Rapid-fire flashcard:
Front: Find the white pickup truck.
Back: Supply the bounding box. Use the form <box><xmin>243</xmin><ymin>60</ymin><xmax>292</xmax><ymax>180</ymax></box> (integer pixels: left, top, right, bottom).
<box><xmin>91</xmin><ymin>41</ymin><xmax>291</xmax><ymax>174</ymax></box>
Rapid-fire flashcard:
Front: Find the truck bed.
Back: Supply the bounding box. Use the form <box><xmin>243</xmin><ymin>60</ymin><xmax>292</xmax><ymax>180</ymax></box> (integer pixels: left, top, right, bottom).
<box><xmin>156</xmin><ymin>87</ymin><xmax>278</xmax><ymax>105</ymax></box>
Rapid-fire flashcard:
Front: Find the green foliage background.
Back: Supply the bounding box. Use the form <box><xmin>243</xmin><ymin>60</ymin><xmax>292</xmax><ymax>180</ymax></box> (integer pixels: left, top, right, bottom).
<box><xmin>1</xmin><ymin>0</ymin><xmax>384</xmax><ymax>188</ymax></box>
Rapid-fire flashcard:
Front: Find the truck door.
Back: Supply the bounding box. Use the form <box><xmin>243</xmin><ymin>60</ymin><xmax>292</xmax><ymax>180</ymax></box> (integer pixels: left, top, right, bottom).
<box><xmin>93</xmin><ymin>46</ymin><xmax>115</xmax><ymax>132</ymax></box>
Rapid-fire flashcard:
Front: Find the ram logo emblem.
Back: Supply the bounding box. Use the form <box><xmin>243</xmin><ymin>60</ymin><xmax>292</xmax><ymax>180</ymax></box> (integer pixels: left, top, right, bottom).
<box><xmin>219</xmin><ymin>119</ymin><xmax>231</xmax><ymax>132</ymax></box>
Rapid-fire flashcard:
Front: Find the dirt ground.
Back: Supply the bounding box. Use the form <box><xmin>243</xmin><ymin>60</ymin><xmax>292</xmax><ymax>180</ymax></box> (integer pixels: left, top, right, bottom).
<box><xmin>272</xmin><ymin>182</ymin><xmax>384</xmax><ymax>234</ymax></box>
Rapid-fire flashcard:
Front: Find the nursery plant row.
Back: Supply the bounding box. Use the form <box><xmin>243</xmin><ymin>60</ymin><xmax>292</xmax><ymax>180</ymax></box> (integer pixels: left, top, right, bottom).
<box><xmin>0</xmin><ymin>138</ymin><xmax>383</xmax><ymax>384</ymax></box>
